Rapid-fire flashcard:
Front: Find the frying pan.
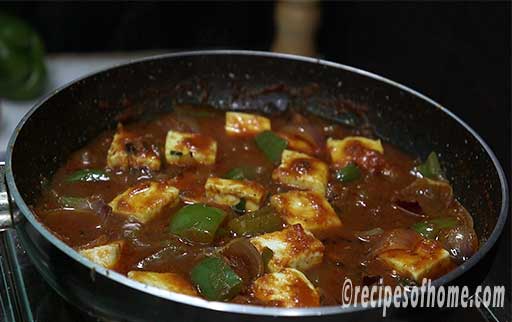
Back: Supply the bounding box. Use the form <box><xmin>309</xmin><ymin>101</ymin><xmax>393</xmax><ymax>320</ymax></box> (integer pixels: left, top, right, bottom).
<box><xmin>0</xmin><ymin>51</ymin><xmax>508</xmax><ymax>321</ymax></box>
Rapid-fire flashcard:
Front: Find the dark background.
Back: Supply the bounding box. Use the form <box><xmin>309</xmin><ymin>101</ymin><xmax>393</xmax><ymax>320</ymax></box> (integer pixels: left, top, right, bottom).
<box><xmin>1</xmin><ymin>1</ymin><xmax>509</xmax><ymax>173</ymax></box>
<box><xmin>0</xmin><ymin>2</ymin><xmax>510</xmax><ymax>320</ymax></box>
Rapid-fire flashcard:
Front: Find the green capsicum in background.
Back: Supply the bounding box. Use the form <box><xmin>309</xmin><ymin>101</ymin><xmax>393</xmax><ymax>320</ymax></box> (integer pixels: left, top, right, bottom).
<box><xmin>0</xmin><ymin>13</ymin><xmax>47</xmax><ymax>100</ymax></box>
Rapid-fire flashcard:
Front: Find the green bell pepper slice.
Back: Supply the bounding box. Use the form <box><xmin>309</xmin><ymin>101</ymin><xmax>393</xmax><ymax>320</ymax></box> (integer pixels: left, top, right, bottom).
<box><xmin>334</xmin><ymin>163</ymin><xmax>361</xmax><ymax>183</ymax></box>
<box><xmin>228</xmin><ymin>206</ymin><xmax>283</xmax><ymax>236</ymax></box>
<box><xmin>65</xmin><ymin>169</ymin><xmax>110</xmax><ymax>183</ymax></box>
<box><xmin>417</xmin><ymin>151</ymin><xmax>443</xmax><ymax>180</ymax></box>
<box><xmin>190</xmin><ymin>256</ymin><xmax>242</xmax><ymax>301</ymax></box>
<box><xmin>254</xmin><ymin>131</ymin><xmax>287</xmax><ymax>163</ymax></box>
<box><xmin>169</xmin><ymin>204</ymin><xmax>226</xmax><ymax>243</ymax></box>
<box><xmin>59</xmin><ymin>196</ymin><xmax>88</xmax><ymax>208</ymax></box>
<box><xmin>222</xmin><ymin>166</ymin><xmax>257</xmax><ymax>181</ymax></box>
<box><xmin>412</xmin><ymin>216</ymin><xmax>458</xmax><ymax>239</ymax></box>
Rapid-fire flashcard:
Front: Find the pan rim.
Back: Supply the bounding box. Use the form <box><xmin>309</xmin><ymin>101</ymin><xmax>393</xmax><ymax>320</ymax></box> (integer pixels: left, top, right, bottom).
<box><xmin>5</xmin><ymin>49</ymin><xmax>509</xmax><ymax>317</ymax></box>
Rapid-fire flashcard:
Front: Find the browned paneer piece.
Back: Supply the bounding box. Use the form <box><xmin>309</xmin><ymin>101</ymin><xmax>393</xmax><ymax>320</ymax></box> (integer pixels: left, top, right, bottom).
<box><xmin>327</xmin><ymin>136</ymin><xmax>385</xmax><ymax>172</ymax></box>
<box><xmin>165</xmin><ymin>130</ymin><xmax>217</xmax><ymax>166</ymax></box>
<box><xmin>272</xmin><ymin>149</ymin><xmax>329</xmax><ymax>196</ymax></box>
<box><xmin>107</xmin><ymin>124</ymin><xmax>161</xmax><ymax>171</ymax></box>
<box><xmin>205</xmin><ymin>178</ymin><xmax>266</xmax><ymax>211</ymax></box>
<box><xmin>225</xmin><ymin>112</ymin><xmax>271</xmax><ymax>137</ymax></box>
<box><xmin>376</xmin><ymin>230</ymin><xmax>455</xmax><ymax>282</ymax></box>
<box><xmin>271</xmin><ymin>190</ymin><xmax>342</xmax><ymax>238</ymax></box>
<box><xmin>250</xmin><ymin>224</ymin><xmax>324</xmax><ymax>272</ymax></box>
<box><xmin>79</xmin><ymin>241</ymin><xmax>124</xmax><ymax>269</ymax></box>
<box><xmin>109</xmin><ymin>181</ymin><xmax>180</xmax><ymax>223</ymax></box>
<box><xmin>128</xmin><ymin>271</ymin><xmax>198</xmax><ymax>297</ymax></box>
<box><xmin>252</xmin><ymin>268</ymin><xmax>320</xmax><ymax>307</ymax></box>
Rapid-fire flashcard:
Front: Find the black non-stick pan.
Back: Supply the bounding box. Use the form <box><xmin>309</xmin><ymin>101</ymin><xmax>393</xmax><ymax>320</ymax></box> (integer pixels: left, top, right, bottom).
<box><xmin>0</xmin><ymin>51</ymin><xmax>508</xmax><ymax>321</ymax></box>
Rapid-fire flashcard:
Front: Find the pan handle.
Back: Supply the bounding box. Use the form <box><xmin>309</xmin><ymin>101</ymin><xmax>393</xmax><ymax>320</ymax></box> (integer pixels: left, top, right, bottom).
<box><xmin>0</xmin><ymin>162</ymin><xmax>31</xmax><ymax>322</ymax></box>
<box><xmin>0</xmin><ymin>162</ymin><xmax>13</xmax><ymax>231</ymax></box>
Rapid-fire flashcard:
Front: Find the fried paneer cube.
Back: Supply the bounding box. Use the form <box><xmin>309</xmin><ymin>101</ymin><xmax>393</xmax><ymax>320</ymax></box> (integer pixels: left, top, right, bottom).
<box><xmin>378</xmin><ymin>237</ymin><xmax>454</xmax><ymax>282</ymax></box>
<box><xmin>272</xmin><ymin>149</ymin><xmax>328</xmax><ymax>196</ymax></box>
<box><xmin>252</xmin><ymin>268</ymin><xmax>320</xmax><ymax>307</ymax></box>
<box><xmin>79</xmin><ymin>241</ymin><xmax>123</xmax><ymax>269</ymax></box>
<box><xmin>271</xmin><ymin>190</ymin><xmax>342</xmax><ymax>238</ymax></box>
<box><xmin>327</xmin><ymin>136</ymin><xmax>385</xmax><ymax>172</ymax></box>
<box><xmin>205</xmin><ymin>178</ymin><xmax>266</xmax><ymax>211</ymax></box>
<box><xmin>225</xmin><ymin>112</ymin><xmax>271</xmax><ymax>137</ymax></box>
<box><xmin>250</xmin><ymin>224</ymin><xmax>324</xmax><ymax>272</ymax></box>
<box><xmin>165</xmin><ymin>130</ymin><xmax>217</xmax><ymax>166</ymax></box>
<box><xmin>107</xmin><ymin>124</ymin><xmax>161</xmax><ymax>171</ymax></box>
<box><xmin>109</xmin><ymin>181</ymin><xmax>179</xmax><ymax>223</ymax></box>
<box><xmin>127</xmin><ymin>271</ymin><xmax>198</xmax><ymax>297</ymax></box>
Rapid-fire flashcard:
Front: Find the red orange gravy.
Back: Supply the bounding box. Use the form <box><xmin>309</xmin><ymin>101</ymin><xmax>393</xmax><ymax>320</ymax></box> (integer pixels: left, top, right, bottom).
<box><xmin>33</xmin><ymin>105</ymin><xmax>475</xmax><ymax>306</ymax></box>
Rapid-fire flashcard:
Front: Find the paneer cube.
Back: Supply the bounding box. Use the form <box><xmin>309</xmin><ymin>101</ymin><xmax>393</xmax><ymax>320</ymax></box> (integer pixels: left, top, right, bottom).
<box><xmin>277</xmin><ymin>131</ymin><xmax>317</xmax><ymax>155</ymax></box>
<box><xmin>252</xmin><ymin>268</ymin><xmax>320</xmax><ymax>307</ymax></box>
<box><xmin>79</xmin><ymin>241</ymin><xmax>123</xmax><ymax>269</ymax></box>
<box><xmin>225</xmin><ymin>112</ymin><xmax>271</xmax><ymax>137</ymax></box>
<box><xmin>272</xmin><ymin>149</ymin><xmax>328</xmax><ymax>196</ymax></box>
<box><xmin>107</xmin><ymin>124</ymin><xmax>161</xmax><ymax>171</ymax></box>
<box><xmin>250</xmin><ymin>224</ymin><xmax>324</xmax><ymax>272</ymax></box>
<box><xmin>271</xmin><ymin>191</ymin><xmax>342</xmax><ymax>238</ymax></box>
<box><xmin>127</xmin><ymin>271</ymin><xmax>198</xmax><ymax>297</ymax></box>
<box><xmin>109</xmin><ymin>181</ymin><xmax>179</xmax><ymax>223</ymax></box>
<box><xmin>205</xmin><ymin>178</ymin><xmax>266</xmax><ymax>211</ymax></box>
<box><xmin>165</xmin><ymin>130</ymin><xmax>217</xmax><ymax>166</ymax></box>
<box><xmin>327</xmin><ymin>136</ymin><xmax>385</xmax><ymax>172</ymax></box>
<box><xmin>378</xmin><ymin>238</ymin><xmax>455</xmax><ymax>282</ymax></box>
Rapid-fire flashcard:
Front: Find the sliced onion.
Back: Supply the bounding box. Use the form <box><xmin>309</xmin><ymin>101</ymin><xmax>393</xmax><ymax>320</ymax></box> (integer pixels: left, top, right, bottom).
<box><xmin>437</xmin><ymin>201</ymin><xmax>478</xmax><ymax>262</ymax></box>
<box><xmin>122</xmin><ymin>220</ymin><xmax>148</xmax><ymax>247</ymax></box>
<box><xmin>58</xmin><ymin>194</ymin><xmax>107</xmax><ymax>215</ymax></box>
<box><xmin>279</xmin><ymin>113</ymin><xmax>325</xmax><ymax>149</ymax></box>
<box><xmin>77</xmin><ymin>235</ymin><xmax>109</xmax><ymax>250</ymax></box>
<box><xmin>437</xmin><ymin>225</ymin><xmax>478</xmax><ymax>262</ymax></box>
<box><xmin>370</xmin><ymin>228</ymin><xmax>421</xmax><ymax>257</ymax></box>
<box><xmin>448</xmin><ymin>200</ymin><xmax>475</xmax><ymax>228</ymax></box>
<box><xmin>396</xmin><ymin>178</ymin><xmax>453</xmax><ymax>215</ymax></box>
<box><xmin>393</xmin><ymin>200</ymin><xmax>425</xmax><ymax>217</ymax></box>
<box><xmin>279</xmin><ymin>123</ymin><xmax>323</xmax><ymax>148</ymax></box>
<box><xmin>135</xmin><ymin>241</ymin><xmax>191</xmax><ymax>269</ymax></box>
<box><xmin>356</xmin><ymin>227</ymin><xmax>384</xmax><ymax>242</ymax></box>
<box><xmin>221</xmin><ymin>238</ymin><xmax>264</xmax><ymax>284</ymax></box>
<box><xmin>90</xmin><ymin>195</ymin><xmax>109</xmax><ymax>213</ymax></box>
